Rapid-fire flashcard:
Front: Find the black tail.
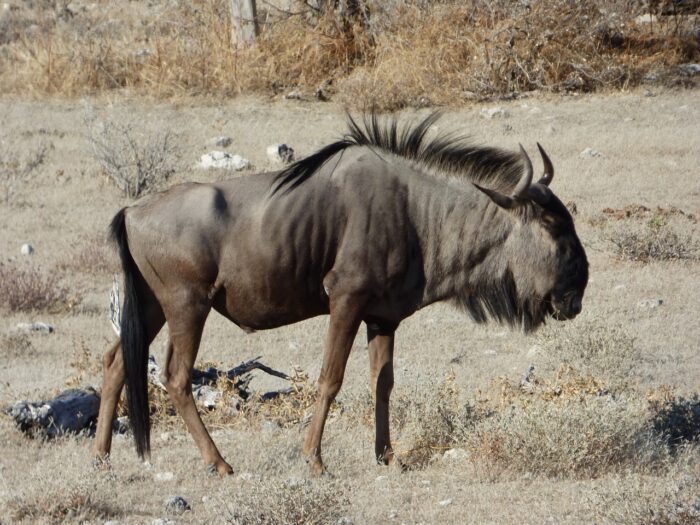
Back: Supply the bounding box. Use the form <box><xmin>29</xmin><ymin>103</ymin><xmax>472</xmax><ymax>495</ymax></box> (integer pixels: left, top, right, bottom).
<box><xmin>110</xmin><ymin>208</ymin><xmax>151</xmax><ymax>458</ymax></box>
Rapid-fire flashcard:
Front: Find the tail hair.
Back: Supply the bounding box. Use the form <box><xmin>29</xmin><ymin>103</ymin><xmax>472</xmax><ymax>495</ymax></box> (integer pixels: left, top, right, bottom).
<box><xmin>110</xmin><ymin>208</ymin><xmax>151</xmax><ymax>458</ymax></box>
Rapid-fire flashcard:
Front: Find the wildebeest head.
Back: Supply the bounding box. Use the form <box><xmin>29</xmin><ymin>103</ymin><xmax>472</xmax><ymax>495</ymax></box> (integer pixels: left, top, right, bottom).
<box><xmin>474</xmin><ymin>144</ymin><xmax>589</xmax><ymax>327</ymax></box>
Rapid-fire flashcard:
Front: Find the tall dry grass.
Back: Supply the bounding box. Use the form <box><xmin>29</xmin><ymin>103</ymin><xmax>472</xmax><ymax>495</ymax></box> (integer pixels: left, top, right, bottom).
<box><xmin>0</xmin><ymin>1</ymin><xmax>697</xmax><ymax>108</ymax></box>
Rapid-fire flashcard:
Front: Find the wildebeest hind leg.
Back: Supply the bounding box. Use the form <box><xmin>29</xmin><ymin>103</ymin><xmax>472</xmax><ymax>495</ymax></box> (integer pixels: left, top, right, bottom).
<box><xmin>93</xmin><ymin>293</ymin><xmax>165</xmax><ymax>465</ymax></box>
<box><xmin>163</xmin><ymin>307</ymin><xmax>233</xmax><ymax>476</ymax></box>
<box><xmin>367</xmin><ymin>323</ymin><xmax>395</xmax><ymax>465</ymax></box>
<box><xmin>303</xmin><ymin>292</ymin><xmax>367</xmax><ymax>477</ymax></box>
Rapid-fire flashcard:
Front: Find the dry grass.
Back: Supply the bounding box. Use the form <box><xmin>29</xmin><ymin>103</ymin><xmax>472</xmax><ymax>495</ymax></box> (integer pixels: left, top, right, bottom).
<box><xmin>222</xmin><ymin>478</ymin><xmax>351</xmax><ymax>525</ymax></box>
<box><xmin>0</xmin><ymin>1</ymin><xmax>697</xmax><ymax>108</ymax></box>
<box><xmin>608</xmin><ymin>221</ymin><xmax>697</xmax><ymax>262</ymax></box>
<box><xmin>56</xmin><ymin>234</ymin><xmax>118</xmax><ymax>276</ymax></box>
<box><xmin>6</xmin><ymin>477</ymin><xmax>117</xmax><ymax>524</ymax></box>
<box><xmin>0</xmin><ymin>261</ymin><xmax>76</xmax><ymax>313</ymax></box>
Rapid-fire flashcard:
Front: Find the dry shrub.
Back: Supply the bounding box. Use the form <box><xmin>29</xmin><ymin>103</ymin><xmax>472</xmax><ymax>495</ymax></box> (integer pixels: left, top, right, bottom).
<box><xmin>608</xmin><ymin>222</ymin><xmax>697</xmax><ymax>262</ymax></box>
<box><xmin>589</xmin><ymin>459</ymin><xmax>700</xmax><ymax>525</ymax></box>
<box><xmin>0</xmin><ymin>138</ymin><xmax>49</xmax><ymax>204</ymax></box>
<box><xmin>223</xmin><ymin>478</ymin><xmax>351</xmax><ymax>525</ymax></box>
<box><xmin>535</xmin><ymin>320</ymin><xmax>639</xmax><ymax>391</ymax></box>
<box><xmin>0</xmin><ymin>1</ymin><xmax>697</xmax><ymax>107</ymax></box>
<box><xmin>85</xmin><ymin>112</ymin><xmax>178</xmax><ymax>198</ymax></box>
<box><xmin>7</xmin><ymin>484</ymin><xmax>116</xmax><ymax>524</ymax></box>
<box><xmin>0</xmin><ymin>261</ymin><xmax>76</xmax><ymax>313</ymax></box>
<box><xmin>57</xmin><ymin>234</ymin><xmax>118</xmax><ymax>276</ymax></box>
<box><xmin>469</xmin><ymin>395</ymin><xmax>666</xmax><ymax>479</ymax></box>
<box><xmin>0</xmin><ymin>332</ymin><xmax>36</xmax><ymax>358</ymax></box>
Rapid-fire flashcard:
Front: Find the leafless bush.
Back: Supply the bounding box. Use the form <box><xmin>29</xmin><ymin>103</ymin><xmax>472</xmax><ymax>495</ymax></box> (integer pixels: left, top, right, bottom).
<box><xmin>469</xmin><ymin>395</ymin><xmax>667</xmax><ymax>478</ymax></box>
<box><xmin>0</xmin><ymin>262</ymin><xmax>75</xmax><ymax>313</ymax></box>
<box><xmin>7</xmin><ymin>483</ymin><xmax>116</xmax><ymax>523</ymax></box>
<box><xmin>536</xmin><ymin>321</ymin><xmax>639</xmax><ymax>391</ymax></box>
<box><xmin>85</xmin><ymin>113</ymin><xmax>177</xmax><ymax>198</ymax></box>
<box><xmin>0</xmin><ymin>139</ymin><xmax>49</xmax><ymax>204</ymax></box>
<box><xmin>224</xmin><ymin>479</ymin><xmax>350</xmax><ymax>525</ymax></box>
<box><xmin>608</xmin><ymin>222</ymin><xmax>696</xmax><ymax>262</ymax></box>
<box><xmin>57</xmin><ymin>234</ymin><xmax>118</xmax><ymax>276</ymax></box>
<box><xmin>590</xmin><ymin>462</ymin><xmax>700</xmax><ymax>525</ymax></box>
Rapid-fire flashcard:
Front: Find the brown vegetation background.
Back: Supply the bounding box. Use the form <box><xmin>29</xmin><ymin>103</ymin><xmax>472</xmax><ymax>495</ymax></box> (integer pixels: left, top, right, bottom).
<box><xmin>0</xmin><ymin>0</ymin><xmax>698</xmax><ymax>108</ymax></box>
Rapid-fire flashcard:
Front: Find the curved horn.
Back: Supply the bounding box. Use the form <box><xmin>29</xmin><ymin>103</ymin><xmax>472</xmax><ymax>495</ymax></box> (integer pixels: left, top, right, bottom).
<box><xmin>536</xmin><ymin>142</ymin><xmax>554</xmax><ymax>186</ymax></box>
<box><xmin>513</xmin><ymin>144</ymin><xmax>533</xmax><ymax>199</ymax></box>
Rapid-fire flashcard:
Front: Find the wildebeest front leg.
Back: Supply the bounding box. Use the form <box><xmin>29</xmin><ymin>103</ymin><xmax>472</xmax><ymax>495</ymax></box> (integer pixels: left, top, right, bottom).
<box><xmin>367</xmin><ymin>323</ymin><xmax>395</xmax><ymax>465</ymax></box>
<box><xmin>164</xmin><ymin>313</ymin><xmax>233</xmax><ymax>476</ymax></box>
<box><xmin>303</xmin><ymin>293</ymin><xmax>366</xmax><ymax>477</ymax></box>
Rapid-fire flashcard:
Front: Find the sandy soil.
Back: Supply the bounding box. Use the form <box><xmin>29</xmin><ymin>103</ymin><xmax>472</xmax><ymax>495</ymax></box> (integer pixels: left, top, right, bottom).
<box><xmin>0</xmin><ymin>89</ymin><xmax>698</xmax><ymax>524</ymax></box>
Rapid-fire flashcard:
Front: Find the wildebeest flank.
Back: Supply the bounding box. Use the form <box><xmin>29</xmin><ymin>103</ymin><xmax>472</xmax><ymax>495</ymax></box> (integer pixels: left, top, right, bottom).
<box><xmin>92</xmin><ymin>113</ymin><xmax>589</xmax><ymax>476</ymax></box>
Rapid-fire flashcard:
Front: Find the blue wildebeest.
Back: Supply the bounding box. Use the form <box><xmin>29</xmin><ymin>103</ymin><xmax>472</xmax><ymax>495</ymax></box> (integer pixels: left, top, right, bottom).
<box><xmin>92</xmin><ymin>113</ymin><xmax>588</xmax><ymax>476</ymax></box>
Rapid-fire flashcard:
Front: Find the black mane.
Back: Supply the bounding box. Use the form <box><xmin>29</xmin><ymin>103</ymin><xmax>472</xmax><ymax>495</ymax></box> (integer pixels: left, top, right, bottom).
<box><xmin>272</xmin><ymin>112</ymin><xmax>524</xmax><ymax>195</ymax></box>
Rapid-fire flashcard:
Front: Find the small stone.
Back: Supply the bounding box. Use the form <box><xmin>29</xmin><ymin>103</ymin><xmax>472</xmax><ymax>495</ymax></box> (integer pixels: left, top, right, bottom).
<box><xmin>388</xmin><ymin>509</ymin><xmax>398</xmax><ymax>519</ymax></box>
<box><xmin>638</xmin><ymin>299</ymin><xmax>663</xmax><ymax>308</ymax></box>
<box><xmin>285</xmin><ymin>90</ymin><xmax>302</xmax><ymax>100</ymax></box>
<box><xmin>375</xmin><ymin>475</ymin><xmax>388</xmax><ymax>482</ymax></box>
<box><xmin>438</xmin><ymin>498</ymin><xmax>453</xmax><ymax>507</ymax></box>
<box><xmin>580</xmin><ymin>147</ymin><xmax>602</xmax><ymax>158</ymax></box>
<box><xmin>480</xmin><ymin>107</ymin><xmax>509</xmax><ymax>119</ymax></box>
<box><xmin>211</xmin><ymin>136</ymin><xmax>232</xmax><ymax>148</ymax></box>
<box><xmin>20</xmin><ymin>243</ymin><xmax>34</xmax><ymax>255</ymax></box>
<box><xmin>678</xmin><ymin>63</ymin><xmax>700</xmax><ymax>76</ymax></box>
<box><xmin>266</xmin><ymin>144</ymin><xmax>295</xmax><ymax>164</ymax></box>
<box><xmin>15</xmin><ymin>322</ymin><xmax>54</xmax><ymax>334</ymax></box>
<box><xmin>483</xmin><ymin>349</ymin><xmax>496</xmax><ymax>356</ymax></box>
<box><xmin>104</xmin><ymin>521</ymin><xmax>122</xmax><ymax>525</ymax></box>
<box><xmin>159</xmin><ymin>432</ymin><xmax>171</xmax><ymax>442</ymax></box>
<box><xmin>155</xmin><ymin>472</ymin><xmax>175</xmax><ymax>482</ymax></box>
<box><xmin>164</xmin><ymin>496</ymin><xmax>190</xmax><ymax>515</ymax></box>
<box><xmin>644</xmin><ymin>90</ymin><xmax>656</xmax><ymax>97</ymax></box>
<box><xmin>197</xmin><ymin>151</ymin><xmax>249</xmax><ymax>171</ymax></box>
<box><xmin>194</xmin><ymin>385</ymin><xmax>221</xmax><ymax>409</ymax></box>
<box><xmin>152</xmin><ymin>520</ymin><xmax>175</xmax><ymax>525</ymax></box>
<box><xmin>635</xmin><ymin>13</ymin><xmax>657</xmax><ymax>24</ymax></box>
<box><xmin>337</xmin><ymin>517</ymin><xmax>353</xmax><ymax>525</ymax></box>
<box><xmin>112</xmin><ymin>416</ymin><xmax>130</xmax><ymax>434</ymax></box>
<box><xmin>262</xmin><ymin>420</ymin><xmax>280</xmax><ymax>432</ymax></box>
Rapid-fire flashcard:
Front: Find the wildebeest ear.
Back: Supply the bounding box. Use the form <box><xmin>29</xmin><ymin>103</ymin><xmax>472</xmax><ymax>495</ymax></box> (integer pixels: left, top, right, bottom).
<box><xmin>473</xmin><ymin>183</ymin><xmax>515</xmax><ymax>209</ymax></box>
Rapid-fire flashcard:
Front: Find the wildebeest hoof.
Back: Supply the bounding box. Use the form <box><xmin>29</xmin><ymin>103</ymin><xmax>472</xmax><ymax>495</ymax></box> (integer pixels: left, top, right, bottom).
<box><xmin>92</xmin><ymin>454</ymin><xmax>111</xmax><ymax>471</ymax></box>
<box><xmin>206</xmin><ymin>460</ymin><xmax>234</xmax><ymax>477</ymax></box>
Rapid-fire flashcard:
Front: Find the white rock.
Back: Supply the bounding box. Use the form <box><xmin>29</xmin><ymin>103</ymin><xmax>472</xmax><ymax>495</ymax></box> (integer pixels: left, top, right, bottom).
<box><xmin>194</xmin><ymin>385</ymin><xmax>221</xmax><ymax>409</ymax></box>
<box><xmin>438</xmin><ymin>498</ymin><xmax>453</xmax><ymax>507</ymax></box>
<box><xmin>375</xmin><ymin>475</ymin><xmax>388</xmax><ymax>482</ymax></box>
<box><xmin>337</xmin><ymin>518</ymin><xmax>353</xmax><ymax>525</ymax></box>
<box><xmin>20</xmin><ymin>243</ymin><xmax>34</xmax><ymax>255</ymax></box>
<box><xmin>15</xmin><ymin>322</ymin><xmax>54</xmax><ymax>334</ymax></box>
<box><xmin>442</xmin><ymin>448</ymin><xmax>470</xmax><ymax>461</ymax></box>
<box><xmin>480</xmin><ymin>107</ymin><xmax>509</xmax><ymax>119</ymax></box>
<box><xmin>197</xmin><ymin>151</ymin><xmax>249</xmax><ymax>171</ymax></box>
<box><xmin>678</xmin><ymin>63</ymin><xmax>700</xmax><ymax>76</ymax></box>
<box><xmin>388</xmin><ymin>509</ymin><xmax>398</xmax><ymax>519</ymax></box>
<box><xmin>635</xmin><ymin>13</ymin><xmax>658</xmax><ymax>24</ymax></box>
<box><xmin>267</xmin><ymin>144</ymin><xmax>295</xmax><ymax>164</ymax></box>
<box><xmin>580</xmin><ymin>147</ymin><xmax>602</xmax><ymax>158</ymax></box>
<box><xmin>155</xmin><ymin>471</ymin><xmax>175</xmax><ymax>482</ymax></box>
<box><xmin>638</xmin><ymin>298</ymin><xmax>663</xmax><ymax>308</ymax></box>
<box><xmin>152</xmin><ymin>520</ymin><xmax>175</xmax><ymax>525</ymax></box>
